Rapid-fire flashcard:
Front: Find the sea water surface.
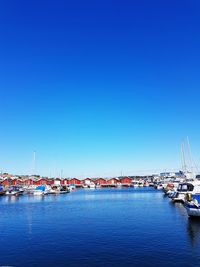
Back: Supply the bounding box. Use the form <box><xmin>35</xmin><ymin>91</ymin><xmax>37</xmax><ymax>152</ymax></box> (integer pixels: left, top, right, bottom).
<box><xmin>0</xmin><ymin>187</ymin><xmax>200</xmax><ymax>267</ymax></box>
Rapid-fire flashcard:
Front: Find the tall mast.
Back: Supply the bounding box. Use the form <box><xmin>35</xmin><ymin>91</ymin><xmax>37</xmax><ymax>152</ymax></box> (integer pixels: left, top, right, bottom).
<box><xmin>187</xmin><ymin>136</ymin><xmax>199</xmax><ymax>174</ymax></box>
<box><xmin>187</xmin><ymin>136</ymin><xmax>193</xmax><ymax>173</ymax></box>
<box><xmin>60</xmin><ymin>169</ymin><xmax>63</xmax><ymax>179</ymax></box>
<box><xmin>180</xmin><ymin>143</ymin><xmax>184</xmax><ymax>171</ymax></box>
<box><xmin>181</xmin><ymin>142</ymin><xmax>187</xmax><ymax>173</ymax></box>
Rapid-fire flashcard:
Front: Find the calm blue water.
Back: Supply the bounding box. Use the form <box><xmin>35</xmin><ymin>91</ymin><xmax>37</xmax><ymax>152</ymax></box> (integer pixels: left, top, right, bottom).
<box><xmin>0</xmin><ymin>188</ymin><xmax>200</xmax><ymax>267</ymax></box>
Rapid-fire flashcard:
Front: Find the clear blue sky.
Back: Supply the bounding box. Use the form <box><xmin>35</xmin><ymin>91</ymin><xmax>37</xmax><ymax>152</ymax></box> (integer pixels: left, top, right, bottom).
<box><xmin>0</xmin><ymin>0</ymin><xmax>200</xmax><ymax>177</ymax></box>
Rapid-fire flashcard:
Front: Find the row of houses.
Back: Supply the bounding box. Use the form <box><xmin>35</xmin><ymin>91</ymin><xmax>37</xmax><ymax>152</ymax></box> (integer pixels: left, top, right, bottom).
<box><xmin>0</xmin><ymin>177</ymin><xmax>134</xmax><ymax>187</ymax></box>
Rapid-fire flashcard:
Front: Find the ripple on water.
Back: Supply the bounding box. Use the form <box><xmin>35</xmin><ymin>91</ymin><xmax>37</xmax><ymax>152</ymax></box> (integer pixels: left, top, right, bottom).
<box><xmin>0</xmin><ymin>188</ymin><xmax>200</xmax><ymax>267</ymax></box>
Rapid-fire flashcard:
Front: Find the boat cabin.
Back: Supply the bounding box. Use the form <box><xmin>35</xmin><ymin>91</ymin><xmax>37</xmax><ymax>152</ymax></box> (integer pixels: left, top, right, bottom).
<box><xmin>177</xmin><ymin>183</ymin><xmax>194</xmax><ymax>192</ymax></box>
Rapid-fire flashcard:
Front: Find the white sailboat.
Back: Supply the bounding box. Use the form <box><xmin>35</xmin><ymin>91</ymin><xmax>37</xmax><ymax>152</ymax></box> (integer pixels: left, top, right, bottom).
<box><xmin>172</xmin><ymin>139</ymin><xmax>199</xmax><ymax>202</ymax></box>
<box><xmin>180</xmin><ymin>138</ymin><xmax>197</xmax><ymax>180</ymax></box>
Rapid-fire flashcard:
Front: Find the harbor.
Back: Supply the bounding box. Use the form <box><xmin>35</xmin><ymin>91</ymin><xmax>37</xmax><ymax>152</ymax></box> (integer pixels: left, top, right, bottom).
<box><xmin>2</xmin><ymin>171</ymin><xmax>200</xmax><ymax>219</ymax></box>
<box><xmin>1</xmin><ymin>187</ymin><xmax>200</xmax><ymax>267</ymax></box>
<box><xmin>1</xmin><ymin>0</ymin><xmax>200</xmax><ymax>266</ymax></box>
<box><xmin>0</xmin><ymin>174</ymin><xmax>153</xmax><ymax>194</ymax></box>
<box><xmin>1</xmin><ymin>158</ymin><xmax>200</xmax><ymax>267</ymax></box>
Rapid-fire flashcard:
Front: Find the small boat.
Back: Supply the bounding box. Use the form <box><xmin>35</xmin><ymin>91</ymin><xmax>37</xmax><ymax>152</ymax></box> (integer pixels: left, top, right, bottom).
<box><xmin>5</xmin><ymin>186</ymin><xmax>24</xmax><ymax>196</ymax></box>
<box><xmin>154</xmin><ymin>182</ymin><xmax>163</xmax><ymax>190</ymax></box>
<box><xmin>149</xmin><ymin>182</ymin><xmax>154</xmax><ymax>187</ymax></box>
<box><xmin>138</xmin><ymin>181</ymin><xmax>144</xmax><ymax>187</ymax></box>
<box><xmin>167</xmin><ymin>190</ymin><xmax>177</xmax><ymax>198</ymax></box>
<box><xmin>31</xmin><ymin>185</ymin><xmax>46</xmax><ymax>196</ymax></box>
<box><xmin>48</xmin><ymin>185</ymin><xmax>60</xmax><ymax>194</ymax></box>
<box><xmin>164</xmin><ymin>180</ymin><xmax>182</xmax><ymax>198</ymax></box>
<box><xmin>132</xmin><ymin>181</ymin><xmax>139</xmax><ymax>188</ymax></box>
<box><xmin>69</xmin><ymin>185</ymin><xmax>75</xmax><ymax>191</ymax></box>
<box><xmin>163</xmin><ymin>182</ymin><xmax>174</xmax><ymax>195</ymax></box>
<box><xmin>0</xmin><ymin>185</ymin><xmax>6</xmax><ymax>196</ymax></box>
<box><xmin>157</xmin><ymin>184</ymin><xmax>163</xmax><ymax>190</ymax></box>
<box><xmin>184</xmin><ymin>194</ymin><xmax>200</xmax><ymax>217</ymax></box>
<box><xmin>172</xmin><ymin>181</ymin><xmax>200</xmax><ymax>203</ymax></box>
<box><xmin>89</xmin><ymin>183</ymin><xmax>96</xmax><ymax>189</ymax></box>
<box><xmin>59</xmin><ymin>186</ymin><xmax>70</xmax><ymax>194</ymax></box>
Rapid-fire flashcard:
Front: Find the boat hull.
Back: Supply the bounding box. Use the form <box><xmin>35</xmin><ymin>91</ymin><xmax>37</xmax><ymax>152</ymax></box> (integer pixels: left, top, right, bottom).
<box><xmin>33</xmin><ymin>190</ymin><xmax>44</xmax><ymax>196</ymax></box>
<box><xmin>0</xmin><ymin>191</ymin><xmax>6</xmax><ymax>196</ymax></box>
<box><xmin>185</xmin><ymin>203</ymin><xmax>200</xmax><ymax>217</ymax></box>
<box><xmin>59</xmin><ymin>190</ymin><xmax>70</xmax><ymax>194</ymax></box>
<box><xmin>6</xmin><ymin>191</ymin><xmax>19</xmax><ymax>196</ymax></box>
<box><xmin>172</xmin><ymin>192</ymin><xmax>185</xmax><ymax>203</ymax></box>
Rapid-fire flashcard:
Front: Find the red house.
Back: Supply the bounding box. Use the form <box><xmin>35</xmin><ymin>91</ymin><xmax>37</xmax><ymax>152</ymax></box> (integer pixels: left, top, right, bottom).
<box><xmin>44</xmin><ymin>179</ymin><xmax>54</xmax><ymax>185</ymax></box>
<box><xmin>107</xmin><ymin>178</ymin><xmax>119</xmax><ymax>186</ymax></box>
<box><xmin>33</xmin><ymin>178</ymin><xmax>48</xmax><ymax>185</ymax></box>
<box><xmin>120</xmin><ymin>177</ymin><xmax>132</xmax><ymax>185</ymax></box>
<box><xmin>33</xmin><ymin>180</ymin><xmax>40</xmax><ymax>186</ymax></box>
<box><xmin>61</xmin><ymin>179</ymin><xmax>69</xmax><ymax>185</ymax></box>
<box><xmin>11</xmin><ymin>179</ymin><xmax>19</xmax><ymax>186</ymax></box>
<box><xmin>68</xmin><ymin>178</ymin><xmax>81</xmax><ymax>185</ymax></box>
<box><xmin>24</xmin><ymin>178</ymin><xmax>34</xmax><ymax>186</ymax></box>
<box><xmin>1</xmin><ymin>179</ymin><xmax>9</xmax><ymax>186</ymax></box>
<box><xmin>94</xmin><ymin>178</ymin><xmax>107</xmax><ymax>185</ymax></box>
<box><xmin>16</xmin><ymin>179</ymin><xmax>24</xmax><ymax>185</ymax></box>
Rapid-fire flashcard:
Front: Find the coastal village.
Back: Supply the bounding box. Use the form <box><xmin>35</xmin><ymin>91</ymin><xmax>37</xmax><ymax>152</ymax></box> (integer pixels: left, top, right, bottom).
<box><xmin>0</xmin><ymin>173</ymin><xmax>156</xmax><ymax>188</ymax></box>
<box><xmin>2</xmin><ymin>171</ymin><xmax>200</xmax><ymax>218</ymax></box>
<box><xmin>0</xmin><ymin>170</ymin><xmax>189</xmax><ymax>189</ymax></box>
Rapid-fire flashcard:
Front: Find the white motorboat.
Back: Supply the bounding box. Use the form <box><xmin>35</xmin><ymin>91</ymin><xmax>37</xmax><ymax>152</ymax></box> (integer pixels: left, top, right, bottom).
<box><xmin>154</xmin><ymin>182</ymin><xmax>163</xmax><ymax>190</ymax></box>
<box><xmin>132</xmin><ymin>181</ymin><xmax>139</xmax><ymax>188</ymax></box>
<box><xmin>184</xmin><ymin>194</ymin><xmax>200</xmax><ymax>217</ymax></box>
<box><xmin>89</xmin><ymin>183</ymin><xmax>96</xmax><ymax>189</ymax></box>
<box><xmin>33</xmin><ymin>190</ymin><xmax>44</xmax><ymax>196</ymax></box>
<box><xmin>31</xmin><ymin>185</ymin><xmax>46</xmax><ymax>196</ymax></box>
<box><xmin>48</xmin><ymin>185</ymin><xmax>60</xmax><ymax>194</ymax></box>
<box><xmin>156</xmin><ymin>184</ymin><xmax>163</xmax><ymax>190</ymax></box>
<box><xmin>5</xmin><ymin>186</ymin><xmax>24</xmax><ymax>196</ymax></box>
<box><xmin>59</xmin><ymin>186</ymin><xmax>70</xmax><ymax>194</ymax></box>
<box><xmin>138</xmin><ymin>181</ymin><xmax>144</xmax><ymax>187</ymax></box>
<box><xmin>172</xmin><ymin>181</ymin><xmax>200</xmax><ymax>203</ymax></box>
<box><xmin>143</xmin><ymin>182</ymin><xmax>149</xmax><ymax>187</ymax></box>
<box><xmin>6</xmin><ymin>190</ymin><xmax>18</xmax><ymax>196</ymax></box>
<box><xmin>69</xmin><ymin>185</ymin><xmax>75</xmax><ymax>191</ymax></box>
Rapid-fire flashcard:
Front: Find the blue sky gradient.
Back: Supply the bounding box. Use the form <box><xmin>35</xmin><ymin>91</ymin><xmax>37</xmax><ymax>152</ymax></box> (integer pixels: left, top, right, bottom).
<box><xmin>0</xmin><ymin>0</ymin><xmax>200</xmax><ymax>177</ymax></box>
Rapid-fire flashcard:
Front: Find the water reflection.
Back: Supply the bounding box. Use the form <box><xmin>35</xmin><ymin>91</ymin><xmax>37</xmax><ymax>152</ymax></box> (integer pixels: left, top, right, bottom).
<box><xmin>1</xmin><ymin>188</ymin><xmax>200</xmax><ymax>267</ymax></box>
<box><xmin>169</xmin><ymin>201</ymin><xmax>187</xmax><ymax>216</ymax></box>
<box><xmin>187</xmin><ymin>217</ymin><xmax>200</xmax><ymax>247</ymax></box>
<box><xmin>1</xmin><ymin>188</ymin><xmax>200</xmax><ymax>250</ymax></box>
<box><xmin>26</xmin><ymin>205</ymin><xmax>33</xmax><ymax>236</ymax></box>
<box><xmin>169</xmin><ymin>198</ymin><xmax>200</xmax><ymax>247</ymax></box>
<box><xmin>5</xmin><ymin>195</ymin><xmax>20</xmax><ymax>203</ymax></box>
